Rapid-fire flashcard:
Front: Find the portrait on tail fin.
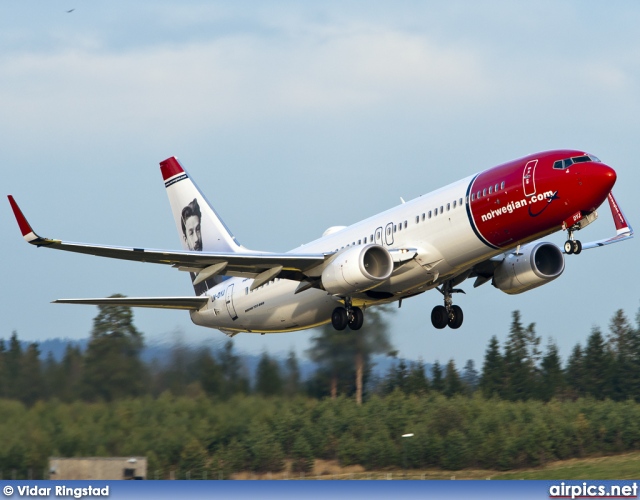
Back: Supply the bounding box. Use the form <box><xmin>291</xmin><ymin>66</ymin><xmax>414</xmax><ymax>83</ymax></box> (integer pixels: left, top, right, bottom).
<box><xmin>180</xmin><ymin>198</ymin><xmax>220</xmax><ymax>294</ymax></box>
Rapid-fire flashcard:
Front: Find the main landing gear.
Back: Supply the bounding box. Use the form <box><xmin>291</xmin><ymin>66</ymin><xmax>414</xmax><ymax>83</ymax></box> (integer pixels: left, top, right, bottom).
<box><xmin>431</xmin><ymin>281</ymin><xmax>464</xmax><ymax>330</ymax></box>
<box><xmin>563</xmin><ymin>229</ymin><xmax>582</xmax><ymax>255</ymax></box>
<box><xmin>331</xmin><ymin>297</ymin><xmax>364</xmax><ymax>331</ymax></box>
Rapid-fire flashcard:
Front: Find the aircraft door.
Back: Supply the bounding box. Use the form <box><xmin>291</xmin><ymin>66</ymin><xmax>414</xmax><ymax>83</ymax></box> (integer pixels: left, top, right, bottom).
<box><xmin>225</xmin><ymin>284</ymin><xmax>238</xmax><ymax>321</ymax></box>
<box><xmin>522</xmin><ymin>159</ymin><xmax>538</xmax><ymax>197</ymax></box>
<box><xmin>375</xmin><ymin>227</ymin><xmax>383</xmax><ymax>245</ymax></box>
<box><xmin>384</xmin><ymin>222</ymin><xmax>394</xmax><ymax>246</ymax></box>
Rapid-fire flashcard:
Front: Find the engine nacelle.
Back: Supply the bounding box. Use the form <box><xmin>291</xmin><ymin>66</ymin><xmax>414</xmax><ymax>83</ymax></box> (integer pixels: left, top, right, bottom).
<box><xmin>321</xmin><ymin>244</ymin><xmax>394</xmax><ymax>295</ymax></box>
<box><xmin>493</xmin><ymin>242</ymin><xmax>565</xmax><ymax>295</ymax></box>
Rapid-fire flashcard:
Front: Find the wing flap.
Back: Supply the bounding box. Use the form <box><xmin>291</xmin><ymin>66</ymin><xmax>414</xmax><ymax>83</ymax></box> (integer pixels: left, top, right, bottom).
<box><xmin>53</xmin><ymin>297</ymin><xmax>210</xmax><ymax>310</ymax></box>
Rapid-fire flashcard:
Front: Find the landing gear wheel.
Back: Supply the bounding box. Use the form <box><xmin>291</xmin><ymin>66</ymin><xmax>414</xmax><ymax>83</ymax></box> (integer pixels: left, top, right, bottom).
<box><xmin>348</xmin><ymin>307</ymin><xmax>364</xmax><ymax>331</ymax></box>
<box><xmin>572</xmin><ymin>240</ymin><xmax>582</xmax><ymax>255</ymax></box>
<box><xmin>331</xmin><ymin>307</ymin><xmax>348</xmax><ymax>331</ymax></box>
<box><xmin>431</xmin><ymin>305</ymin><xmax>448</xmax><ymax>329</ymax></box>
<box><xmin>448</xmin><ymin>305</ymin><xmax>463</xmax><ymax>329</ymax></box>
<box><xmin>564</xmin><ymin>240</ymin><xmax>574</xmax><ymax>254</ymax></box>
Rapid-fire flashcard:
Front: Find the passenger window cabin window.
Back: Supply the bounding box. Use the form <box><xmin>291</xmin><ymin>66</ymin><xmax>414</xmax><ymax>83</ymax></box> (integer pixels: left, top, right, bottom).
<box><xmin>428</xmin><ymin>210</ymin><xmax>432</xmax><ymax>218</ymax></box>
<box><xmin>460</xmin><ymin>198</ymin><xmax>463</xmax><ymax>205</ymax></box>
<box><xmin>440</xmin><ymin>205</ymin><xmax>443</xmax><ymax>213</ymax></box>
<box><xmin>453</xmin><ymin>200</ymin><xmax>457</xmax><ymax>208</ymax></box>
<box><xmin>364</xmin><ymin>237</ymin><xmax>367</xmax><ymax>243</ymax></box>
<box><xmin>404</xmin><ymin>221</ymin><xmax>407</xmax><ymax>229</ymax></box>
<box><xmin>501</xmin><ymin>181</ymin><xmax>505</xmax><ymax>189</ymax></box>
<box><xmin>482</xmin><ymin>188</ymin><xmax>487</xmax><ymax>197</ymax></box>
<box><xmin>471</xmin><ymin>193</ymin><xmax>475</xmax><ymax>201</ymax></box>
<box><xmin>394</xmin><ymin>225</ymin><xmax>397</xmax><ymax>232</ymax></box>
<box><xmin>447</xmin><ymin>203</ymin><xmax>450</xmax><ymax>211</ymax></box>
<box><xmin>477</xmin><ymin>191</ymin><xmax>481</xmax><ymax>198</ymax></box>
<box><xmin>489</xmin><ymin>186</ymin><xmax>493</xmax><ymax>194</ymax></box>
<box><xmin>398</xmin><ymin>224</ymin><xmax>402</xmax><ymax>232</ymax></box>
<box><xmin>416</xmin><ymin>216</ymin><xmax>419</xmax><ymax>223</ymax></box>
<box><xmin>422</xmin><ymin>213</ymin><xmax>425</xmax><ymax>221</ymax></box>
<box><xmin>358</xmin><ymin>239</ymin><xmax>361</xmax><ymax>244</ymax></box>
<box><xmin>495</xmin><ymin>184</ymin><xmax>499</xmax><ymax>192</ymax></box>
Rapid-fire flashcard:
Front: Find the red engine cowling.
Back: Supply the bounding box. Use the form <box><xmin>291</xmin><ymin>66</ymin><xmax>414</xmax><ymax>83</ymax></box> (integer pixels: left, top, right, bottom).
<box><xmin>321</xmin><ymin>244</ymin><xmax>394</xmax><ymax>295</ymax></box>
<box><xmin>493</xmin><ymin>242</ymin><xmax>565</xmax><ymax>295</ymax></box>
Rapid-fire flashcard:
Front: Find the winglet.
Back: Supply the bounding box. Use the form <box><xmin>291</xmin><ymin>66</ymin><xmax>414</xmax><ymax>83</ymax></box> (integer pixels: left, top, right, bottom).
<box><xmin>580</xmin><ymin>191</ymin><xmax>633</xmax><ymax>251</ymax></box>
<box><xmin>607</xmin><ymin>192</ymin><xmax>633</xmax><ymax>235</ymax></box>
<box><xmin>7</xmin><ymin>195</ymin><xmax>39</xmax><ymax>242</ymax></box>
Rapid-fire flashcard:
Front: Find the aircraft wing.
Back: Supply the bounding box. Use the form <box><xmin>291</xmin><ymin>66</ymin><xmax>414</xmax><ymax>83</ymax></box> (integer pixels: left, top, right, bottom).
<box><xmin>8</xmin><ymin>196</ymin><xmax>328</xmax><ymax>282</ymax></box>
<box><xmin>53</xmin><ymin>296</ymin><xmax>210</xmax><ymax>310</ymax></box>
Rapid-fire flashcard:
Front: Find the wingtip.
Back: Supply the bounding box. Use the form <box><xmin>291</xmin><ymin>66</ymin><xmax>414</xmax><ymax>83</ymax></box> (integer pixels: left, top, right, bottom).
<box><xmin>7</xmin><ymin>195</ymin><xmax>37</xmax><ymax>240</ymax></box>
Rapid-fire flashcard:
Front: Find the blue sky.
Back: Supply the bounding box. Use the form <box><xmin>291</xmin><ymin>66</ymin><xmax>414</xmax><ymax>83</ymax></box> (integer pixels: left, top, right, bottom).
<box><xmin>3</xmin><ymin>1</ymin><xmax>639</xmax><ymax>366</ymax></box>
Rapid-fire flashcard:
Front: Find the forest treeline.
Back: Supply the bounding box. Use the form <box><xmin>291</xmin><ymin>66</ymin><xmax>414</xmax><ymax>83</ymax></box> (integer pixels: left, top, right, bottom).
<box><xmin>1</xmin><ymin>301</ymin><xmax>640</xmax><ymax>477</ymax></box>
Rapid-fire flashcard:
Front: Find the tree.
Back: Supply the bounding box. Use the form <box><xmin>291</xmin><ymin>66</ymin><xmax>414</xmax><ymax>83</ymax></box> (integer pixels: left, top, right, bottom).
<box><xmin>20</xmin><ymin>343</ymin><xmax>44</xmax><ymax>406</ymax></box>
<box><xmin>503</xmin><ymin>311</ymin><xmax>540</xmax><ymax>400</ymax></box>
<box><xmin>583</xmin><ymin>327</ymin><xmax>613</xmax><ymax>399</ymax></box>
<box><xmin>443</xmin><ymin>359</ymin><xmax>464</xmax><ymax>397</ymax></box>
<box><xmin>479</xmin><ymin>336</ymin><xmax>504</xmax><ymax>398</ymax></box>
<box><xmin>284</xmin><ymin>349</ymin><xmax>301</xmax><ymax>397</ymax></box>
<box><xmin>307</xmin><ymin>305</ymin><xmax>395</xmax><ymax>403</ymax></box>
<box><xmin>255</xmin><ymin>352</ymin><xmax>283</xmax><ymax>396</ymax></box>
<box><xmin>82</xmin><ymin>295</ymin><xmax>146</xmax><ymax>401</ymax></box>
<box><xmin>538</xmin><ymin>340</ymin><xmax>564</xmax><ymax>401</ymax></box>
<box><xmin>565</xmin><ymin>343</ymin><xmax>585</xmax><ymax>398</ymax></box>
<box><xmin>607</xmin><ymin>309</ymin><xmax>639</xmax><ymax>400</ymax></box>
<box><xmin>405</xmin><ymin>360</ymin><xmax>430</xmax><ymax>395</ymax></box>
<box><xmin>218</xmin><ymin>340</ymin><xmax>249</xmax><ymax>398</ymax></box>
<box><xmin>5</xmin><ymin>331</ymin><xmax>23</xmax><ymax>400</ymax></box>
<box><xmin>431</xmin><ymin>361</ymin><xmax>445</xmax><ymax>393</ymax></box>
<box><xmin>461</xmin><ymin>359</ymin><xmax>479</xmax><ymax>395</ymax></box>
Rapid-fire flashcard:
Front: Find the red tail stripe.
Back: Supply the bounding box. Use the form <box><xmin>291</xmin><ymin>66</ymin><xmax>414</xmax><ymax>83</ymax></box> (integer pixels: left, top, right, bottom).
<box><xmin>160</xmin><ymin>157</ymin><xmax>184</xmax><ymax>181</ymax></box>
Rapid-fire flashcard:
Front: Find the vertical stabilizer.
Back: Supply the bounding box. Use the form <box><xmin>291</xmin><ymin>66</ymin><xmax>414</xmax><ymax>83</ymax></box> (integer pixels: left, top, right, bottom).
<box><xmin>160</xmin><ymin>157</ymin><xmax>242</xmax><ymax>294</ymax></box>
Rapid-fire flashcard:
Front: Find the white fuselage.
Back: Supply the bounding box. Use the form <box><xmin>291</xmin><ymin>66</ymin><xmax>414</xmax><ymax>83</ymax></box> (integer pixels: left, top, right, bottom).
<box><xmin>190</xmin><ymin>175</ymin><xmax>496</xmax><ymax>333</ymax></box>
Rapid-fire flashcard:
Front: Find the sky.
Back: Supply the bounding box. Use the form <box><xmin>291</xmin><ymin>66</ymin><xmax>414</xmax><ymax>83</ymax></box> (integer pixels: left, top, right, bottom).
<box><xmin>2</xmin><ymin>1</ymin><xmax>639</xmax><ymax>367</ymax></box>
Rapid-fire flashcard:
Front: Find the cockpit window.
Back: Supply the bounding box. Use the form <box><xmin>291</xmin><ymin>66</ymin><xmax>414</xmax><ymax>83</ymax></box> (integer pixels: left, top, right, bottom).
<box><xmin>553</xmin><ymin>154</ymin><xmax>601</xmax><ymax>169</ymax></box>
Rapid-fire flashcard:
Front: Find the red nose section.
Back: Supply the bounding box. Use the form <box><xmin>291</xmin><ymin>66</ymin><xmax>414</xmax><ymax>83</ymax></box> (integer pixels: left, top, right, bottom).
<box><xmin>585</xmin><ymin>163</ymin><xmax>616</xmax><ymax>208</ymax></box>
<box><xmin>600</xmin><ymin>164</ymin><xmax>617</xmax><ymax>192</ymax></box>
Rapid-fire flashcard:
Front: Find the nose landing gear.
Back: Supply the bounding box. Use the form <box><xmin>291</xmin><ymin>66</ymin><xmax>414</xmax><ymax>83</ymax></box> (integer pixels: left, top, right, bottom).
<box><xmin>431</xmin><ymin>281</ymin><xmax>465</xmax><ymax>329</ymax></box>
<box><xmin>564</xmin><ymin>230</ymin><xmax>582</xmax><ymax>255</ymax></box>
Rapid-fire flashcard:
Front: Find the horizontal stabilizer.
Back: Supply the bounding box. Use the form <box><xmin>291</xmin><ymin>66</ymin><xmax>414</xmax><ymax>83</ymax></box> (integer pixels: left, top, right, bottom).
<box><xmin>53</xmin><ymin>297</ymin><xmax>209</xmax><ymax>310</ymax></box>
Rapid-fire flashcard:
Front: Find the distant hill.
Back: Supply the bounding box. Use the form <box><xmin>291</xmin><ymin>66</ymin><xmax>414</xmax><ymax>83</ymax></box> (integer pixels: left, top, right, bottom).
<box><xmin>24</xmin><ymin>337</ymin><xmax>423</xmax><ymax>381</ymax></box>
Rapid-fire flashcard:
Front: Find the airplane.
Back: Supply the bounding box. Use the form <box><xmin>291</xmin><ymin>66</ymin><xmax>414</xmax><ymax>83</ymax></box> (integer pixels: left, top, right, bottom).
<box><xmin>8</xmin><ymin>149</ymin><xmax>633</xmax><ymax>335</ymax></box>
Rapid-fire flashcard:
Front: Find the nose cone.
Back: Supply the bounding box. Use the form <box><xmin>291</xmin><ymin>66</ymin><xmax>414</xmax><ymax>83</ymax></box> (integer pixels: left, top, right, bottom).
<box><xmin>578</xmin><ymin>162</ymin><xmax>617</xmax><ymax>211</ymax></box>
<box><xmin>599</xmin><ymin>163</ymin><xmax>617</xmax><ymax>192</ymax></box>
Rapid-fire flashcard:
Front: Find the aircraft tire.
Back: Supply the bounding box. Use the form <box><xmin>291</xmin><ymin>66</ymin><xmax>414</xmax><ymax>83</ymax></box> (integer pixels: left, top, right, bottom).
<box><xmin>348</xmin><ymin>307</ymin><xmax>364</xmax><ymax>331</ymax></box>
<box><xmin>431</xmin><ymin>305</ymin><xmax>448</xmax><ymax>329</ymax></box>
<box><xmin>331</xmin><ymin>307</ymin><xmax>348</xmax><ymax>331</ymax></box>
<box><xmin>448</xmin><ymin>305</ymin><xmax>463</xmax><ymax>329</ymax></box>
<box><xmin>573</xmin><ymin>240</ymin><xmax>582</xmax><ymax>255</ymax></box>
<box><xmin>564</xmin><ymin>240</ymin><xmax>574</xmax><ymax>254</ymax></box>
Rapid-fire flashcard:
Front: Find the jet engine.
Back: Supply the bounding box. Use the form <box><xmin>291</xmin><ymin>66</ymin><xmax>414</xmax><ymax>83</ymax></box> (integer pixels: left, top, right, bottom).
<box><xmin>492</xmin><ymin>242</ymin><xmax>565</xmax><ymax>295</ymax></box>
<box><xmin>321</xmin><ymin>244</ymin><xmax>394</xmax><ymax>295</ymax></box>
